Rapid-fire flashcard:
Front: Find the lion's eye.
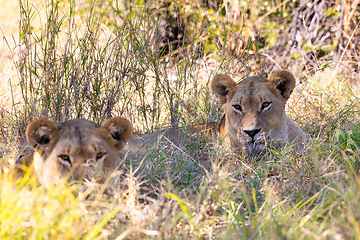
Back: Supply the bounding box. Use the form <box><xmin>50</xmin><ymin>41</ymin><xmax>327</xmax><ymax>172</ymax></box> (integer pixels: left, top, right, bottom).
<box><xmin>261</xmin><ymin>102</ymin><xmax>272</xmax><ymax>110</ymax></box>
<box><xmin>59</xmin><ymin>155</ymin><xmax>70</xmax><ymax>161</ymax></box>
<box><xmin>233</xmin><ymin>104</ymin><xmax>242</xmax><ymax>111</ymax></box>
<box><xmin>96</xmin><ymin>152</ymin><xmax>103</xmax><ymax>161</ymax></box>
<box><xmin>58</xmin><ymin>155</ymin><xmax>71</xmax><ymax>166</ymax></box>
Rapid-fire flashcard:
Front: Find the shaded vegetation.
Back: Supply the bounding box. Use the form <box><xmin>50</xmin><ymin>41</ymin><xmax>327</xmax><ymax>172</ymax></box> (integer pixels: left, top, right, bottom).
<box><xmin>0</xmin><ymin>0</ymin><xmax>360</xmax><ymax>239</ymax></box>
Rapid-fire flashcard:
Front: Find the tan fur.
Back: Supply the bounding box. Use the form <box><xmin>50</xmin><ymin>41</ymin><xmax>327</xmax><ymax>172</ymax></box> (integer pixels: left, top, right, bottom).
<box><xmin>123</xmin><ymin>71</ymin><xmax>306</xmax><ymax>161</ymax></box>
<box><xmin>192</xmin><ymin>70</ymin><xmax>306</xmax><ymax>154</ymax></box>
<box><xmin>16</xmin><ymin>117</ymin><xmax>133</xmax><ymax>185</ymax></box>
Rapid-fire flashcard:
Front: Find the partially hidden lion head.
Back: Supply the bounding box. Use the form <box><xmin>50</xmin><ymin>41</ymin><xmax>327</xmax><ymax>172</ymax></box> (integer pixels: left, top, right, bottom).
<box><xmin>20</xmin><ymin>117</ymin><xmax>133</xmax><ymax>185</ymax></box>
<box><xmin>211</xmin><ymin>70</ymin><xmax>306</xmax><ymax>153</ymax></box>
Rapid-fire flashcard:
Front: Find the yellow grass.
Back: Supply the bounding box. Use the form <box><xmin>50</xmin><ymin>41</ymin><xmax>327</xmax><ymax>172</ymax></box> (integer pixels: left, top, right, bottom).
<box><xmin>0</xmin><ymin>0</ymin><xmax>360</xmax><ymax>239</ymax></box>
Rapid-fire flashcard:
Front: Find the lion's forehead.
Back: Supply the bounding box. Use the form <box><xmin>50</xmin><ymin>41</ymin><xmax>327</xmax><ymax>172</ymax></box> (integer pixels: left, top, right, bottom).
<box><xmin>60</xmin><ymin>119</ymin><xmax>100</xmax><ymax>128</ymax></box>
<box><xmin>60</xmin><ymin>124</ymin><xmax>98</xmax><ymax>143</ymax></box>
<box><xmin>231</xmin><ymin>81</ymin><xmax>274</xmax><ymax>105</ymax></box>
<box><xmin>49</xmin><ymin>123</ymin><xmax>111</xmax><ymax>155</ymax></box>
<box><xmin>236</xmin><ymin>76</ymin><xmax>267</xmax><ymax>91</ymax></box>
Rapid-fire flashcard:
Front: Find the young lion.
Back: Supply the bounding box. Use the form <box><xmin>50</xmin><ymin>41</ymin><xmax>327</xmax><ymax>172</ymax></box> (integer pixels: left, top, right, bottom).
<box><xmin>190</xmin><ymin>70</ymin><xmax>307</xmax><ymax>154</ymax></box>
<box><xmin>125</xmin><ymin>71</ymin><xmax>306</xmax><ymax>163</ymax></box>
<box><xmin>16</xmin><ymin>117</ymin><xmax>133</xmax><ymax>185</ymax></box>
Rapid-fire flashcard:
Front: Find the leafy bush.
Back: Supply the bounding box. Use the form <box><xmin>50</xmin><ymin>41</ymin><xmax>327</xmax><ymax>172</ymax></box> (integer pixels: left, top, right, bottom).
<box><xmin>336</xmin><ymin>124</ymin><xmax>360</xmax><ymax>151</ymax></box>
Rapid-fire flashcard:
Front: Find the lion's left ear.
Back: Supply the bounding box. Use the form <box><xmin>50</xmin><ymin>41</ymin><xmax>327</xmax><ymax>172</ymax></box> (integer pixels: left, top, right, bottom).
<box><xmin>101</xmin><ymin>117</ymin><xmax>133</xmax><ymax>150</ymax></box>
<box><xmin>26</xmin><ymin>119</ymin><xmax>58</xmax><ymax>150</ymax></box>
<box><xmin>211</xmin><ymin>74</ymin><xmax>237</xmax><ymax>104</ymax></box>
<box><xmin>268</xmin><ymin>70</ymin><xmax>296</xmax><ymax>100</ymax></box>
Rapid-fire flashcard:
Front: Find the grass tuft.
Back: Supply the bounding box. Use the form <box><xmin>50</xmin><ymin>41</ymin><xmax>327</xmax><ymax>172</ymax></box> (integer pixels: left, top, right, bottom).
<box><xmin>0</xmin><ymin>0</ymin><xmax>359</xmax><ymax>239</ymax></box>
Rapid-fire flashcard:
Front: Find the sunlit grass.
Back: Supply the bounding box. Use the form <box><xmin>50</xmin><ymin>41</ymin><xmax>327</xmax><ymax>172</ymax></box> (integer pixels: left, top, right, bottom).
<box><xmin>0</xmin><ymin>0</ymin><xmax>359</xmax><ymax>239</ymax></box>
<box><xmin>0</xmin><ymin>164</ymin><xmax>115</xmax><ymax>239</ymax></box>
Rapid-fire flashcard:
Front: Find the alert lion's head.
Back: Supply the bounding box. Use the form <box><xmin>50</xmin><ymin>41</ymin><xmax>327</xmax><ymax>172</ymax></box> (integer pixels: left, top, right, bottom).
<box><xmin>22</xmin><ymin>117</ymin><xmax>133</xmax><ymax>185</ymax></box>
<box><xmin>211</xmin><ymin>70</ymin><xmax>305</xmax><ymax>153</ymax></box>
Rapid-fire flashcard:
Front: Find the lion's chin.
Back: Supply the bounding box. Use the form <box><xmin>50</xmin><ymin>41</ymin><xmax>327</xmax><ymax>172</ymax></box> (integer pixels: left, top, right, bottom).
<box><xmin>236</xmin><ymin>131</ymin><xmax>268</xmax><ymax>154</ymax></box>
<box><xmin>242</xmin><ymin>142</ymin><xmax>265</xmax><ymax>154</ymax></box>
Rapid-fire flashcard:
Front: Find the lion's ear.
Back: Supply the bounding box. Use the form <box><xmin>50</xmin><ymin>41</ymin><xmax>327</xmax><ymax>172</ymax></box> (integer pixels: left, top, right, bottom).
<box><xmin>26</xmin><ymin>119</ymin><xmax>57</xmax><ymax>149</ymax></box>
<box><xmin>101</xmin><ymin>117</ymin><xmax>133</xmax><ymax>150</ymax></box>
<box><xmin>211</xmin><ymin>74</ymin><xmax>237</xmax><ymax>104</ymax></box>
<box><xmin>268</xmin><ymin>70</ymin><xmax>296</xmax><ymax>100</ymax></box>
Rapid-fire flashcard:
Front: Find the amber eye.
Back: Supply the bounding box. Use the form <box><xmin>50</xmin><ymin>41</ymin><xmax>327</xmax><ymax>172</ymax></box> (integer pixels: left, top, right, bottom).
<box><xmin>261</xmin><ymin>102</ymin><xmax>272</xmax><ymax>110</ymax></box>
<box><xmin>233</xmin><ymin>104</ymin><xmax>242</xmax><ymax>111</ymax></box>
<box><xmin>96</xmin><ymin>152</ymin><xmax>103</xmax><ymax>161</ymax></box>
<box><xmin>58</xmin><ymin>155</ymin><xmax>71</xmax><ymax>166</ymax></box>
<box><xmin>59</xmin><ymin>155</ymin><xmax>70</xmax><ymax>161</ymax></box>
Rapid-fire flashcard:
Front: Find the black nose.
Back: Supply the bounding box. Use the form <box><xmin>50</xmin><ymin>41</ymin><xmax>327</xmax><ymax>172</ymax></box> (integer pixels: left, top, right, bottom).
<box><xmin>244</xmin><ymin>128</ymin><xmax>261</xmax><ymax>138</ymax></box>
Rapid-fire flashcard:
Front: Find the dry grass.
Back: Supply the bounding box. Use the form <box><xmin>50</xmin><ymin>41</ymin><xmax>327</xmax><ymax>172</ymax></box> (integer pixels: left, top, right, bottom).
<box><xmin>0</xmin><ymin>0</ymin><xmax>360</xmax><ymax>239</ymax></box>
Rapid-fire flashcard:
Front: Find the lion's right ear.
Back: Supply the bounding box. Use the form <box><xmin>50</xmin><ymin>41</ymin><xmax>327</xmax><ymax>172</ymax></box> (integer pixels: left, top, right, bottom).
<box><xmin>101</xmin><ymin>117</ymin><xmax>134</xmax><ymax>151</ymax></box>
<box><xmin>211</xmin><ymin>74</ymin><xmax>237</xmax><ymax>104</ymax></box>
<box><xmin>268</xmin><ymin>70</ymin><xmax>296</xmax><ymax>101</ymax></box>
<box><xmin>26</xmin><ymin>119</ymin><xmax>57</xmax><ymax>149</ymax></box>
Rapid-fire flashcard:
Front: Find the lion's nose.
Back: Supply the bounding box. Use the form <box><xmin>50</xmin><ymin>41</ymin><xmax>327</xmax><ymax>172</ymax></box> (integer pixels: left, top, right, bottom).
<box><xmin>244</xmin><ymin>128</ymin><xmax>261</xmax><ymax>138</ymax></box>
<box><xmin>85</xmin><ymin>158</ymin><xmax>96</xmax><ymax>165</ymax></box>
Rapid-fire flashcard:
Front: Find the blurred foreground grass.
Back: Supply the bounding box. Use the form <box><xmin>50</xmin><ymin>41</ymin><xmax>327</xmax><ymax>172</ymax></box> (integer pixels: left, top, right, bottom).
<box><xmin>0</xmin><ymin>0</ymin><xmax>360</xmax><ymax>239</ymax></box>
